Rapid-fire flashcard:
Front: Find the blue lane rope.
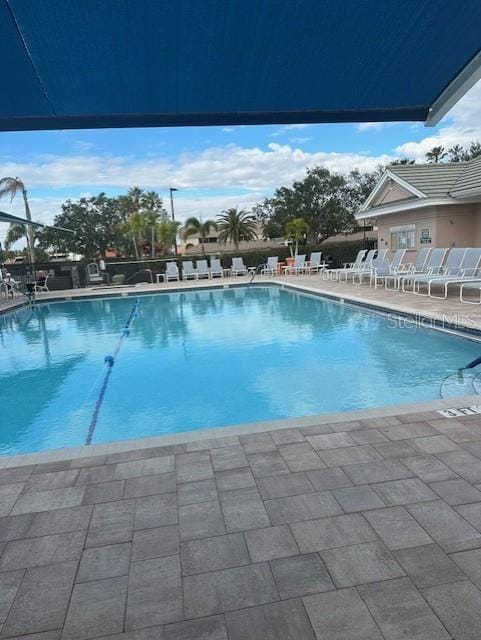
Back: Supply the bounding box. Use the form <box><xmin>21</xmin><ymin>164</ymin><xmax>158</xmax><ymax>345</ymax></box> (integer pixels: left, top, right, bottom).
<box><xmin>85</xmin><ymin>298</ymin><xmax>140</xmax><ymax>445</ymax></box>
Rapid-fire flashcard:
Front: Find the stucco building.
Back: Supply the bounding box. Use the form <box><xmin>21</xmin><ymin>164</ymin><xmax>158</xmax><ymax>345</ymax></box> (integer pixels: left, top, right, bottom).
<box><xmin>357</xmin><ymin>156</ymin><xmax>481</xmax><ymax>258</ymax></box>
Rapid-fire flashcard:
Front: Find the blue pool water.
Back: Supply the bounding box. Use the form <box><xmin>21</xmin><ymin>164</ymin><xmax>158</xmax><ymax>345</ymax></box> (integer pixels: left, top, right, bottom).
<box><xmin>0</xmin><ymin>286</ymin><xmax>477</xmax><ymax>455</ymax></box>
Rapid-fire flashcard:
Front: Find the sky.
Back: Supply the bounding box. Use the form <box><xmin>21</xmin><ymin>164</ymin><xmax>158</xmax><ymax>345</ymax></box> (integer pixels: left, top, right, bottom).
<box><xmin>1</xmin><ymin>79</ymin><xmax>481</xmax><ymax>247</ymax></box>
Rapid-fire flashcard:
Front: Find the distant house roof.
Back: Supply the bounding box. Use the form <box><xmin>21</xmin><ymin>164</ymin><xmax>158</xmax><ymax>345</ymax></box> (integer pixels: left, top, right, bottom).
<box><xmin>358</xmin><ymin>156</ymin><xmax>481</xmax><ymax>219</ymax></box>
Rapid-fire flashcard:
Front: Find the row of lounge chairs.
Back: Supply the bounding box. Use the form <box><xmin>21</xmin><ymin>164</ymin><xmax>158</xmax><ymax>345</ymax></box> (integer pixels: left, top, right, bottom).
<box><xmin>322</xmin><ymin>247</ymin><xmax>481</xmax><ymax>302</ymax></box>
<box><xmin>163</xmin><ymin>252</ymin><xmax>327</xmax><ymax>281</ymax></box>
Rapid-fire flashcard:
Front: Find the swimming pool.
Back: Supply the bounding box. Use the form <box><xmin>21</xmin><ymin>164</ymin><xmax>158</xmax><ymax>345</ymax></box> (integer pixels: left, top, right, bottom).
<box><xmin>0</xmin><ymin>285</ymin><xmax>478</xmax><ymax>455</ymax></box>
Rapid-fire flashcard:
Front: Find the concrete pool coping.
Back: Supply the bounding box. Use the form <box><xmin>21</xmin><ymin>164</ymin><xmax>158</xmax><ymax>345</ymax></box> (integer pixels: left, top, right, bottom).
<box><xmin>1</xmin><ymin>394</ymin><xmax>480</xmax><ymax>469</ymax></box>
<box><xmin>2</xmin><ymin>276</ymin><xmax>481</xmax><ymax>466</ymax></box>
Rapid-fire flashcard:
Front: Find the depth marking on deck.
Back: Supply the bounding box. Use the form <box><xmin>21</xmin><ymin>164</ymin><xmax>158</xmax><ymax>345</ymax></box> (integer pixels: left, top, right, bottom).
<box><xmin>438</xmin><ymin>405</ymin><xmax>481</xmax><ymax>418</ymax></box>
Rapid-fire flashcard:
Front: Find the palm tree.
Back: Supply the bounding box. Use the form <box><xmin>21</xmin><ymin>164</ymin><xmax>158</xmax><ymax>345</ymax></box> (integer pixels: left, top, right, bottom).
<box><xmin>0</xmin><ymin>177</ymin><xmax>35</xmax><ymax>264</ymax></box>
<box><xmin>182</xmin><ymin>217</ymin><xmax>217</xmax><ymax>255</ymax></box>
<box><xmin>216</xmin><ymin>208</ymin><xmax>257</xmax><ymax>250</ymax></box>
<box><xmin>285</xmin><ymin>218</ymin><xmax>309</xmax><ymax>257</ymax></box>
<box><xmin>122</xmin><ymin>212</ymin><xmax>145</xmax><ymax>260</ymax></box>
<box><xmin>425</xmin><ymin>146</ymin><xmax>446</xmax><ymax>163</ymax></box>
<box><xmin>142</xmin><ymin>191</ymin><xmax>167</xmax><ymax>257</ymax></box>
<box><xmin>156</xmin><ymin>219</ymin><xmax>181</xmax><ymax>255</ymax></box>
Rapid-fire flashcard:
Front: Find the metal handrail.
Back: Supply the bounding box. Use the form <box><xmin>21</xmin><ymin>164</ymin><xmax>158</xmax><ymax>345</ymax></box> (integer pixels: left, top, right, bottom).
<box><xmin>126</xmin><ymin>268</ymin><xmax>153</xmax><ymax>284</ymax></box>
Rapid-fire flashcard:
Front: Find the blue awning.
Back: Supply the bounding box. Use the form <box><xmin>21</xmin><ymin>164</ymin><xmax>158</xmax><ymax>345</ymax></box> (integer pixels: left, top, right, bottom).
<box><xmin>2</xmin><ymin>0</ymin><xmax>481</xmax><ymax>131</ymax></box>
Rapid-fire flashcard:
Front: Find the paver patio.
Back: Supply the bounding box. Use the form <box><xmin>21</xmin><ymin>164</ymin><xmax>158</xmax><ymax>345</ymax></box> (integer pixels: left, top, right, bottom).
<box><xmin>2</xmin><ymin>409</ymin><xmax>481</xmax><ymax>638</ymax></box>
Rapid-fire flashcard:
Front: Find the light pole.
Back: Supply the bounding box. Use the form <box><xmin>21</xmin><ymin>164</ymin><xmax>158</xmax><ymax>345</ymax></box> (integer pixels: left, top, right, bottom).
<box><xmin>169</xmin><ymin>187</ymin><xmax>178</xmax><ymax>256</ymax></box>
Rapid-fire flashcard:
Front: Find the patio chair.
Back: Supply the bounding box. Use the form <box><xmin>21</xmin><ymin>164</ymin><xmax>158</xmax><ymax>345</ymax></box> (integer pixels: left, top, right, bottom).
<box><xmin>34</xmin><ymin>273</ymin><xmax>50</xmax><ymax>293</ymax></box>
<box><xmin>385</xmin><ymin>247</ymin><xmax>431</xmax><ymax>290</ymax></box>
<box><xmin>261</xmin><ymin>256</ymin><xmax>279</xmax><ymax>276</ymax></box>
<box><xmin>322</xmin><ymin>249</ymin><xmax>367</xmax><ymax>281</ymax></box>
<box><xmin>400</xmin><ymin>248</ymin><xmax>448</xmax><ymax>292</ymax></box>
<box><xmin>337</xmin><ymin>249</ymin><xmax>376</xmax><ymax>282</ymax></box>
<box><xmin>210</xmin><ymin>258</ymin><xmax>224</xmax><ymax>278</ymax></box>
<box><xmin>372</xmin><ymin>249</ymin><xmax>407</xmax><ymax>288</ymax></box>
<box><xmin>284</xmin><ymin>254</ymin><xmax>306</xmax><ymax>275</ymax></box>
<box><xmin>196</xmin><ymin>259</ymin><xmax>210</xmax><ymax>279</ymax></box>
<box><xmin>86</xmin><ymin>262</ymin><xmax>104</xmax><ymax>285</ymax></box>
<box><xmin>165</xmin><ymin>262</ymin><xmax>180</xmax><ymax>282</ymax></box>
<box><xmin>231</xmin><ymin>257</ymin><xmax>248</xmax><ymax>276</ymax></box>
<box><xmin>306</xmin><ymin>252</ymin><xmax>326</xmax><ymax>274</ymax></box>
<box><xmin>182</xmin><ymin>261</ymin><xmax>197</xmax><ymax>280</ymax></box>
<box><xmin>423</xmin><ymin>247</ymin><xmax>481</xmax><ymax>299</ymax></box>
<box><xmin>352</xmin><ymin>249</ymin><xmax>388</xmax><ymax>285</ymax></box>
<box><xmin>411</xmin><ymin>248</ymin><xmax>466</xmax><ymax>295</ymax></box>
<box><xmin>460</xmin><ymin>280</ymin><xmax>481</xmax><ymax>304</ymax></box>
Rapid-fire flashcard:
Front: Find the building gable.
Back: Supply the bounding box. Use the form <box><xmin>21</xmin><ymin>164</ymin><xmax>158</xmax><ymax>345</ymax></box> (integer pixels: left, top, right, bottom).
<box><xmin>370</xmin><ymin>181</ymin><xmax>415</xmax><ymax>207</ymax></box>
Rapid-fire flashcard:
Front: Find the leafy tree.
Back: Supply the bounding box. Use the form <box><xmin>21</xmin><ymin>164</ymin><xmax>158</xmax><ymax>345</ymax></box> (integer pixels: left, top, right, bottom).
<box><xmin>257</xmin><ymin>167</ymin><xmax>358</xmax><ymax>244</ymax></box>
<box><xmin>390</xmin><ymin>158</ymin><xmax>415</xmax><ymax>165</ymax></box>
<box><xmin>37</xmin><ymin>193</ymin><xmax>126</xmax><ymax>261</ymax></box>
<box><xmin>0</xmin><ymin>177</ymin><xmax>35</xmax><ymax>264</ymax></box>
<box><xmin>216</xmin><ymin>208</ymin><xmax>257</xmax><ymax>250</ymax></box>
<box><xmin>425</xmin><ymin>146</ymin><xmax>446</xmax><ymax>163</ymax></box>
<box><xmin>285</xmin><ymin>218</ymin><xmax>309</xmax><ymax>256</ymax></box>
<box><xmin>182</xmin><ymin>217</ymin><xmax>217</xmax><ymax>255</ymax></box>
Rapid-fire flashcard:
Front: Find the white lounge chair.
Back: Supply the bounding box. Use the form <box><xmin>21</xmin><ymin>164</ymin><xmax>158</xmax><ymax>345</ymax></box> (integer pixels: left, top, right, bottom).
<box><xmin>261</xmin><ymin>256</ymin><xmax>279</xmax><ymax>276</ymax></box>
<box><xmin>385</xmin><ymin>247</ymin><xmax>431</xmax><ymax>290</ymax></box>
<box><xmin>338</xmin><ymin>250</ymin><xmax>376</xmax><ymax>282</ymax></box>
<box><xmin>196</xmin><ymin>259</ymin><xmax>210</xmax><ymax>279</ymax></box>
<box><xmin>209</xmin><ymin>258</ymin><xmax>224</xmax><ymax>278</ymax></box>
<box><xmin>231</xmin><ymin>257</ymin><xmax>248</xmax><ymax>276</ymax></box>
<box><xmin>182</xmin><ymin>261</ymin><xmax>197</xmax><ymax>280</ymax></box>
<box><xmin>460</xmin><ymin>279</ymin><xmax>481</xmax><ymax>304</ymax></box>
<box><xmin>165</xmin><ymin>262</ymin><xmax>180</xmax><ymax>282</ymax></box>
<box><xmin>411</xmin><ymin>248</ymin><xmax>466</xmax><ymax>295</ymax></box>
<box><xmin>350</xmin><ymin>250</ymin><xmax>388</xmax><ymax>285</ymax></box>
<box><xmin>424</xmin><ymin>248</ymin><xmax>481</xmax><ymax>299</ymax></box>
<box><xmin>400</xmin><ymin>248</ymin><xmax>448</xmax><ymax>292</ymax></box>
<box><xmin>372</xmin><ymin>249</ymin><xmax>407</xmax><ymax>288</ymax></box>
<box><xmin>284</xmin><ymin>254</ymin><xmax>306</xmax><ymax>275</ymax></box>
<box><xmin>306</xmin><ymin>252</ymin><xmax>325</xmax><ymax>274</ymax></box>
<box><xmin>322</xmin><ymin>249</ymin><xmax>367</xmax><ymax>281</ymax></box>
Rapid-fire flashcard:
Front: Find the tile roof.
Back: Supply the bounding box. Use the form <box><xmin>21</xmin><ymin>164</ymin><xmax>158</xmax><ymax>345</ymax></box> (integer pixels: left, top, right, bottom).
<box><xmin>388</xmin><ymin>164</ymin><xmax>468</xmax><ymax>198</ymax></box>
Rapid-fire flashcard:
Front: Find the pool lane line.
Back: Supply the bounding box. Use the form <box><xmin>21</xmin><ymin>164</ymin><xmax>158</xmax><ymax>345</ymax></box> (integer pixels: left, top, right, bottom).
<box><xmin>85</xmin><ymin>298</ymin><xmax>140</xmax><ymax>445</ymax></box>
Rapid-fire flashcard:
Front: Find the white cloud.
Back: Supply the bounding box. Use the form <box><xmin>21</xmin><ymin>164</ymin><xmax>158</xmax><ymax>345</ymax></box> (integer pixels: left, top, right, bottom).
<box><xmin>357</xmin><ymin>122</ymin><xmax>398</xmax><ymax>132</ymax></box>
<box><xmin>289</xmin><ymin>137</ymin><xmax>311</xmax><ymax>144</ymax></box>
<box><xmin>270</xmin><ymin>123</ymin><xmax>312</xmax><ymax>137</ymax></box>
<box><xmin>395</xmin><ymin>79</ymin><xmax>481</xmax><ymax>161</ymax></box>
<box><xmin>221</xmin><ymin>127</ymin><xmax>235</xmax><ymax>133</ymax></box>
<box><xmin>0</xmin><ymin>144</ymin><xmax>393</xmax><ymax>193</ymax></box>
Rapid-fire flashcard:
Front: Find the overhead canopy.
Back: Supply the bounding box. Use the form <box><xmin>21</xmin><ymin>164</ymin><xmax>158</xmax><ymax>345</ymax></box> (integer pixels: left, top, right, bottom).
<box><xmin>0</xmin><ymin>210</ymin><xmax>73</xmax><ymax>233</ymax></box>
<box><xmin>2</xmin><ymin>0</ymin><xmax>481</xmax><ymax>132</ymax></box>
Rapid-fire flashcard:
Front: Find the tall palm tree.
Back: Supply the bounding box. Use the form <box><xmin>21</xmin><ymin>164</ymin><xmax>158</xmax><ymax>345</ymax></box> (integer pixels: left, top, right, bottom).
<box><xmin>182</xmin><ymin>217</ymin><xmax>217</xmax><ymax>255</ymax></box>
<box><xmin>141</xmin><ymin>191</ymin><xmax>167</xmax><ymax>258</ymax></box>
<box><xmin>0</xmin><ymin>177</ymin><xmax>35</xmax><ymax>264</ymax></box>
<box><xmin>216</xmin><ymin>208</ymin><xmax>257</xmax><ymax>250</ymax></box>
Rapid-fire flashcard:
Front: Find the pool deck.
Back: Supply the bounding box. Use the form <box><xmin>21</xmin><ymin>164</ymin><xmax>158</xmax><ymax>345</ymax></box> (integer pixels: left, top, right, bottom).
<box><xmin>3</xmin><ymin>275</ymin><xmax>481</xmax><ymax>638</ymax></box>
<box><xmin>2</xmin><ymin>404</ymin><xmax>481</xmax><ymax>638</ymax></box>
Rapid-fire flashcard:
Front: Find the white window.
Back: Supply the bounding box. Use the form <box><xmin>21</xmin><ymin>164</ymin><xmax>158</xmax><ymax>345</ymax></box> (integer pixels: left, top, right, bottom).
<box><xmin>390</xmin><ymin>224</ymin><xmax>415</xmax><ymax>250</ymax></box>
